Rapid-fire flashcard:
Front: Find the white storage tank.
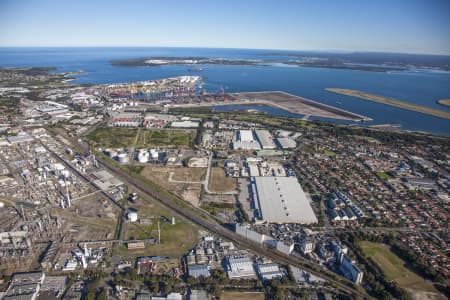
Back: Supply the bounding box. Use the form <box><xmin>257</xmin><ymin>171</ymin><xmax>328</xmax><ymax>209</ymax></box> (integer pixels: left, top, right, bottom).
<box><xmin>117</xmin><ymin>153</ymin><xmax>129</xmax><ymax>164</ymax></box>
<box><xmin>61</xmin><ymin>170</ymin><xmax>71</xmax><ymax>179</ymax></box>
<box><xmin>137</xmin><ymin>151</ymin><xmax>149</xmax><ymax>163</ymax></box>
<box><xmin>127</xmin><ymin>212</ymin><xmax>138</xmax><ymax>222</ymax></box>
<box><xmin>109</xmin><ymin>150</ymin><xmax>118</xmax><ymax>158</ymax></box>
<box><xmin>150</xmin><ymin>149</ymin><xmax>158</xmax><ymax>159</ymax></box>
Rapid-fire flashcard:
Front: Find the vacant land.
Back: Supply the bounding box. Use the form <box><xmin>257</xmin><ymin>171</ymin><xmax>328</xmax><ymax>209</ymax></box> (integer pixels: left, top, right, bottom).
<box><xmin>171</xmin><ymin>167</ymin><xmax>206</xmax><ymax>182</ymax></box>
<box><xmin>140</xmin><ymin>166</ymin><xmax>202</xmax><ymax>206</ymax></box>
<box><xmin>437</xmin><ymin>99</ymin><xmax>450</xmax><ymax>108</ymax></box>
<box><xmin>326</xmin><ymin>88</ymin><xmax>450</xmax><ymax>120</ymax></box>
<box><xmin>201</xmin><ymin>202</ymin><xmax>235</xmax><ymax>215</ymax></box>
<box><xmin>87</xmin><ymin>127</ymin><xmax>137</xmax><ymax>148</ymax></box>
<box><xmin>209</xmin><ymin>167</ymin><xmax>238</xmax><ymax>192</ymax></box>
<box><xmin>221</xmin><ymin>292</ymin><xmax>265</xmax><ymax>300</ymax></box>
<box><xmin>123</xmin><ymin>203</ymin><xmax>198</xmax><ymax>258</ymax></box>
<box><xmin>136</xmin><ymin>129</ymin><xmax>194</xmax><ymax>148</ymax></box>
<box><xmin>359</xmin><ymin>241</ymin><xmax>438</xmax><ymax>294</ymax></box>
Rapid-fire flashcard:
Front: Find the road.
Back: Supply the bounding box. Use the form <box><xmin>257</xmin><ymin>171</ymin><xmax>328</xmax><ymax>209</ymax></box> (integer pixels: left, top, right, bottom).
<box><xmin>52</xmin><ymin>130</ymin><xmax>369</xmax><ymax>298</ymax></box>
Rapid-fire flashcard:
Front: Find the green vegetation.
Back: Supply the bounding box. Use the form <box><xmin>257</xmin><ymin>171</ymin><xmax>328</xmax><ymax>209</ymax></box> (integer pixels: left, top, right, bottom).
<box><xmin>353</xmin><ymin>135</ymin><xmax>380</xmax><ymax>143</ymax></box>
<box><xmin>136</xmin><ymin>129</ymin><xmax>194</xmax><ymax>148</ymax></box>
<box><xmin>125</xmin><ymin>210</ymin><xmax>198</xmax><ymax>258</ymax></box>
<box><xmin>169</xmin><ymin>106</ymin><xmax>213</xmax><ymax>114</ymax></box>
<box><xmin>359</xmin><ymin>241</ymin><xmax>437</xmax><ymax>293</ymax></box>
<box><xmin>201</xmin><ymin>202</ymin><xmax>235</xmax><ymax>216</ymax></box>
<box><xmin>323</xmin><ymin>150</ymin><xmax>338</xmax><ymax>156</ymax></box>
<box><xmin>0</xmin><ymin>97</ymin><xmax>20</xmax><ymax>116</ymax></box>
<box><xmin>168</xmin><ymin>108</ymin><xmax>310</xmax><ymax>132</ymax></box>
<box><xmin>299</xmin><ymin>145</ymin><xmax>315</xmax><ymax>154</ymax></box>
<box><xmin>326</xmin><ymin>88</ymin><xmax>450</xmax><ymax>120</ymax></box>
<box><xmin>87</xmin><ymin>127</ymin><xmax>195</xmax><ymax>149</ymax></box>
<box><xmin>87</xmin><ymin>127</ymin><xmax>138</xmax><ymax>148</ymax></box>
<box><xmin>376</xmin><ymin>171</ymin><xmax>392</xmax><ymax>180</ymax></box>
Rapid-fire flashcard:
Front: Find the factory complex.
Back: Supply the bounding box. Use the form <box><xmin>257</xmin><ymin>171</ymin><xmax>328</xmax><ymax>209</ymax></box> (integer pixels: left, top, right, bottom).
<box><xmin>251</xmin><ymin>176</ymin><xmax>318</xmax><ymax>224</ymax></box>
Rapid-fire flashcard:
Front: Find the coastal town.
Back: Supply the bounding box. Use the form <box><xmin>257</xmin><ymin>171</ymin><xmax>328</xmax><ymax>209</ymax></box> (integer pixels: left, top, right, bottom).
<box><xmin>0</xmin><ymin>67</ymin><xmax>448</xmax><ymax>300</ymax></box>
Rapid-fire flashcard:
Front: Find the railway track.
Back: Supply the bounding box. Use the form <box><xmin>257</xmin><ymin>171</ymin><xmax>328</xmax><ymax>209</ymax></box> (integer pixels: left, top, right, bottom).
<box><xmin>52</xmin><ymin>129</ymin><xmax>369</xmax><ymax>299</ymax></box>
<box><xmin>95</xmin><ymin>155</ymin><xmax>369</xmax><ymax>298</ymax></box>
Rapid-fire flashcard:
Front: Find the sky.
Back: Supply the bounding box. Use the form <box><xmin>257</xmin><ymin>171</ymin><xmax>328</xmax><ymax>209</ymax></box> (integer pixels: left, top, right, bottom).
<box><xmin>0</xmin><ymin>0</ymin><xmax>449</xmax><ymax>55</ymax></box>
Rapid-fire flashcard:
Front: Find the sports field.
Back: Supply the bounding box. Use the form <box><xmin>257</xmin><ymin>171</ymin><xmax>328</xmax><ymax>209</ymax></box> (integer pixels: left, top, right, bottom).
<box><xmin>359</xmin><ymin>241</ymin><xmax>437</xmax><ymax>293</ymax></box>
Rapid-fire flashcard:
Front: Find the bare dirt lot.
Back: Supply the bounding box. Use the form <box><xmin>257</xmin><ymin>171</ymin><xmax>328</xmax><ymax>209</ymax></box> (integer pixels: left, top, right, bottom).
<box><xmin>140</xmin><ymin>166</ymin><xmax>204</xmax><ymax>207</ymax></box>
<box><xmin>208</xmin><ymin>167</ymin><xmax>237</xmax><ymax>192</ymax></box>
<box><xmin>171</xmin><ymin>167</ymin><xmax>206</xmax><ymax>181</ymax></box>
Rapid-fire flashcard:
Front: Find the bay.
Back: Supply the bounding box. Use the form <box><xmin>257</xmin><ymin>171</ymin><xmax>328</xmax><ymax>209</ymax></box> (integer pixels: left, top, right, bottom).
<box><xmin>0</xmin><ymin>47</ymin><xmax>449</xmax><ymax>136</ymax></box>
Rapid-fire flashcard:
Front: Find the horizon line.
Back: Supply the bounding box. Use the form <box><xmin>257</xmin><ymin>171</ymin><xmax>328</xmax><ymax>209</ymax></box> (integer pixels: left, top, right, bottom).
<box><xmin>0</xmin><ymin>45</ymin><xmax>449</xmax><ymax>57</ymax></box>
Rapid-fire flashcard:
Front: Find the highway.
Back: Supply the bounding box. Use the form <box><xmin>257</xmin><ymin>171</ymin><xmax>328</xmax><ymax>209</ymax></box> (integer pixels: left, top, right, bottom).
<box><xmin>51</xmin><ymin>129</ymin><xmax>370</xmax><ymax>299</ymax></box>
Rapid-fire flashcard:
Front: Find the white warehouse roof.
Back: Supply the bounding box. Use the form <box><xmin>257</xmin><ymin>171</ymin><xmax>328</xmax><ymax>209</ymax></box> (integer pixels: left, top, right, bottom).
<box><xmin>238</xmin><ymin>130</ymin><xmax>255</xmax><ymax>142</ymax></box>
<box><xmin>255</xmin><ymin>130</ymin><xmax>276</xmax><ymax>149</ymax></box>
<box><xmin>276</xmin><ymin>137</ymin><xmax>297</xmax><ymax>149</ymax></box>
<box><xmin>252</xmin><ymin>176</ymin><xmax>318</xmax><ymax>224</ymax></box>
<box><xmin>227</xmin><ymin>255</ymin><xmax>256</xmax><ymax>279</ymax></box>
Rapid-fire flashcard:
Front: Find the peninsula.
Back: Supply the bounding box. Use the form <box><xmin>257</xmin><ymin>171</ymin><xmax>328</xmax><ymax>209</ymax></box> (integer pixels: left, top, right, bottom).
<box><xmin>326</xmin><ymin>88</ymin><xmax>450</xmax><ymax>120</ymax></box>
<box><xmin>437</xmin><ymin>99</ymin><xmax>450</xmax><ymax>108</ymax></box>
<box><xmin>110</xmin><ymin>56</ymin><xmax>406</xmax><ymax>72</ymax></box>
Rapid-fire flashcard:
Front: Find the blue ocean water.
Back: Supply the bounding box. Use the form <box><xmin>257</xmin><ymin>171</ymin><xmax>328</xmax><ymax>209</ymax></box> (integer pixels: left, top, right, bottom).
<box><xmin>1</xmin><ymin>47</ymin><xmax>449</xmax><ymax>136</ymax></box>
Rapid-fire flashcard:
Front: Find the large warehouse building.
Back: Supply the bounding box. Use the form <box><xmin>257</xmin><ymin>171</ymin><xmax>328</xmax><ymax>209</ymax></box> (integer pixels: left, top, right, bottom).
<box><xmin>251</xmin><ymin>176</ymin><xmax>318</xmax><ymax>224</ymax></box>
<box><xmin>233</xmin><ymin>130</ymin><xmax>261</xmax><ymax>150</ymax></box>
<box><xmin>255</xmin><ymin>130</ymin><xmax>276</xmax><ymax>149</ymax></box>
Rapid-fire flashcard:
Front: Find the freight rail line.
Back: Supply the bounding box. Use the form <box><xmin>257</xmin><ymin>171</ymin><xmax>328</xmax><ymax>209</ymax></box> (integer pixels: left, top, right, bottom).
<box><xmin>51</xmin><ymin>129</ymin><xmax>369</xmax><ymax>298</ymax></box>
<box><xmin>95</xmin><ymin>155</ymin><xmax>369</xmax><ymax>298</ymax></box>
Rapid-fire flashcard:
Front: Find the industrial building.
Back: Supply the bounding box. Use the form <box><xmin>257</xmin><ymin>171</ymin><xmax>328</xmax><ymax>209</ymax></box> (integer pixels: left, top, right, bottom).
<box><xmin>6</xmin><ymin>132</ymin><xmax>34</xmax><ymax>144</ymax></box>
<box><xmin>340</xmin><ymin>255</ymin><xmax>363</xmax><ymax>284</ymax></box>
<box><xmin>91</xmin><ymin>169</ymin><xmax>124</xmax><ymax>191</ymax></box>
<box><xmin>39</xmin><ymin>276</ymin><xmax>67</xmax><ymax>299</ymax></box>
<box><xmin>235</xmin><ymin>223</ymin><xmax>268</xmax><ymax>244</ymax></box>
<box><xmin>170</xmin><ymin>120</ymin><xmax>199</xmax><ymax>128</ymax></box>
<box><xmin>402</xmin><ymin>177</ymin><xmax>438</xmax><ymax>190</ymax></box>
<box><xmin>234</xmin><ymin>224</ymin><xmax>295</xmax><ymax>254</ymax></box>
<box><xmin>254</xmin><ymin>130</ymin><xmax>276</xmax><ymax>149</ymax></box>
<box><xmin>256</xmin><ymin>263</ymin><xmax>283</xmax><ymax>281</ymax></box>
<box><xmin>37</xmin><ymin>101</ymin><xmax>69</xmax><ymax>115</ymax></box>
<box><xmin>143</xmin><ymin>113</ymin><xmax>176</xmax><ymax>128</ymax></box>
<box><xmin>251</xmin><ymin>176</ymin><xmax>318</xmax><ymax>224</ymax></box>
<box><xmin>226</xmin><ymin>254</ymin><xmax>256</xmax><ymax>279</ymax></box>
<box><xmin>3</xmin><ymin>272</ymin><xmax>45</xmax><ymax>300</ymax></box>
<box><xmin>301</xmin><ymin>239</ymin><xmax>314</xmax><ymax>255</ymax></box>
<box><xmin>276</xmin><ymin>137</ymin><xmax>297</xmax><ymax>149</ymax></box>
<box><xmin>188</xmin><ymin>264</ymin><xmax>210</xmax><ymax>278</ymax></box>
<box><xmin>275</xmin><ymin>240</ymin><xmax>295</xmax><ymax>254</ymax></box>
<box><xmin>233</xmin><ymin>130</ymin><xmax>261</xmax><ymax>150</ymax></box>
<box><xmin>109</xmin><ymin>112</ymin><xmax>142</xmax><ymax>127</ymax></box>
